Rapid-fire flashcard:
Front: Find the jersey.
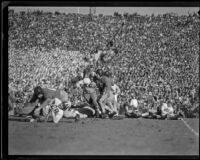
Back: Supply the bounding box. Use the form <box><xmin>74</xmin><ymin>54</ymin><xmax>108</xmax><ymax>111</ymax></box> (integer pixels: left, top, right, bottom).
<box><xmin>124</xmin><ymin>102</ymin><xmax>138</xmax><ymax>112</ymax></box>
<box><xmin>101</xmin><ymin>75</ymin><xmax>114</xmax><ymax>92</ymax></box>
<box><xmin>161</xmin><ymin>103</ymin><xmax>174</xmax><ymax>116</ymax></box>
<box><xmin>38</xmin><ymin>88</ymin><xmax>69</xmax><ymax>109</ymax></box>
<box><xmin>111</xmin><ymin>84</ymin><xmax>120</xmax><ymax>95</ymax></box>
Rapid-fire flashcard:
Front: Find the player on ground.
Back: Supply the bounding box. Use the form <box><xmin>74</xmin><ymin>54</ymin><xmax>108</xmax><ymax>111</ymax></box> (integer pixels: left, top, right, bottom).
<box><xmin>28</xmin><ymin>86</ymin><xmax>70</xmax><ymax>117</ymax></box>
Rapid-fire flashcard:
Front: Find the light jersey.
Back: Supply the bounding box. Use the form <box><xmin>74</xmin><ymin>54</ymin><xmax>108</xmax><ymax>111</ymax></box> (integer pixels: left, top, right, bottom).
<box><xmin>111</xmin><ymin>84</ymin><xmax>120</xmax><ymax>95</ymax></box>
<box><xmin>125</xmin><ymin>100</ymin><xmax>139</xmax><ymax>112</ymax></box>
<box><xmin>53</xmin><ymin>98</ymin><xmax>62</xmax><ymax>106</ymax></box>
<box><xmin>161</xmin><ymin>103</ymin><xmax>174</xmax><ymax>116</ymax></box>
<box><xmin>51</xmin><ymin>107</ymin><xmax>64</xmax><ymax>123</ymax></box>
<box><xmin>45</xmin><ymin>98</ymin><xmax>64</xmax><ymax>124</ymax></box>
<box><xmin>130</xmin><ymin>99</ymin><xmax>138</xmax><ymax>109</ymax></box>
<box><xmin>43</xmin><ymin>98</ymin><xmax>62</xmax><ymax>116</ymax></box>
<box><xmin>76</xmin><ymin>80</ymin><xmax>84</xmax><ymax>88</ymax></box>
<box><xmin>111</xmin><ymin>84</ymin><xmax>120</xmax><ymax>102</ymax></box>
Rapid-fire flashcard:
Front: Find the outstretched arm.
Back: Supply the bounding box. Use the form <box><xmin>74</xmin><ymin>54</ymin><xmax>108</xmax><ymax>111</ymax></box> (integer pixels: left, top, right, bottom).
<box><xmin>116</xmin><ymin>85</ymin><xmax>120</xmax><ymax>94</ymax></box>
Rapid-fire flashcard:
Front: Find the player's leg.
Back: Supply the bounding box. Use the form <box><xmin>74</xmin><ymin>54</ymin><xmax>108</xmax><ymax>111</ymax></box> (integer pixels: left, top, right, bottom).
<box><xmin>90</xmin><ymin>93</ymin><xmax>101</xmax><ymax>117</ymax></box>
<box><xmin>98</xmin><ymin>92</ymin><xmax>108</xmax><ymax>113</ymax></box>
<box><xmin>78</xmin><ymin>106</ymin><xmax>95</xmax><ymax>118</ymax></box>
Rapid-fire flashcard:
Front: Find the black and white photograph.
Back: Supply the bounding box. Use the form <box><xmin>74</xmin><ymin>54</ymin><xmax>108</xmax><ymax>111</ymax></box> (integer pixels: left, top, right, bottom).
<box><xmin>5</xmin><ymin>4</ymin><xmax>199</xmax><ymax>156</ymax></box>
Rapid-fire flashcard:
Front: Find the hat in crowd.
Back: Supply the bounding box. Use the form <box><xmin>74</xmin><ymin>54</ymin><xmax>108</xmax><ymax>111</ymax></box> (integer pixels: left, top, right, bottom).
<box><xmin>83</xmin><ymin>78</ymin><xmax>91</xmax><ymax>85</ymax></box>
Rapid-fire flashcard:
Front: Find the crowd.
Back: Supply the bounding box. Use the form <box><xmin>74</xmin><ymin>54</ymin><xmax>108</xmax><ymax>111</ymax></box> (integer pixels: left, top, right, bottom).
<box><xmin>8</xmin><ymin>9</ymin><xmax>199</xmax><ymax>118</ymax></box>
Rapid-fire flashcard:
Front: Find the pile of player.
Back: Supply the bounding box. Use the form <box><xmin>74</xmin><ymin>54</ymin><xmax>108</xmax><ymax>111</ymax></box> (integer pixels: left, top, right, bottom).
<box><xmin>9</xmin><ymin>65</ymin><xmax>182</xmax><ymax>123</ymax></box>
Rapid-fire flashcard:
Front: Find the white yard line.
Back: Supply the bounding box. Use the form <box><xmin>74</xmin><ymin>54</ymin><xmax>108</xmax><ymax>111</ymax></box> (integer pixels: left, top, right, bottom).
<box><xmin>180</xmin><ymin>118</ymin><xmax>199</xmax><ymax>137</ymax></box>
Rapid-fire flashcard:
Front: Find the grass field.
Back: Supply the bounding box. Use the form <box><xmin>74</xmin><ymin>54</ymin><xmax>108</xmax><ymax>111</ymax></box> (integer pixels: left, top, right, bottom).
<box><xmin>8</xmin><ymin>118</ymin><xmax>199</xmax><ymax>155</ymax></box>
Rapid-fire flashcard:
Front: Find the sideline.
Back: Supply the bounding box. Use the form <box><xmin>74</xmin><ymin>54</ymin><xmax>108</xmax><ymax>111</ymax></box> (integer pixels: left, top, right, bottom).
<box><xmin>180</xmin><ymin>118</ymin><xmax>199</xmax><ymax>137</ymax></box>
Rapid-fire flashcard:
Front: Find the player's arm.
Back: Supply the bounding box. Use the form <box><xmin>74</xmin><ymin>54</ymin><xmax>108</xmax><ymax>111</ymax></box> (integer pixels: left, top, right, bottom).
<box><xmin>38</xmin><ymin>98</ymin><xmax>54</xmax><ymax>110</ymax></box>
<box><xmin>29</xmin><ymin>93</ymin><xmax>38</xmax><ymax>103</ymax></box>
<box><xmin>116</xmin><ymin>85</ymin><xmax>120</xmax><ymax>94</ymax></box>
<box><xmin>93</xmin><ymin>72</ymin><xmax>102</xmax><ymax>80</ymax></box>
<box><xmin>124</xmin><ymin>104</ymin><xmax>132</xmax><ymax>116</ymax></box>
<box><xmin>76</xmin><ymin>80</ymin><xmax>84</xmax><ymax>89</ymax></box>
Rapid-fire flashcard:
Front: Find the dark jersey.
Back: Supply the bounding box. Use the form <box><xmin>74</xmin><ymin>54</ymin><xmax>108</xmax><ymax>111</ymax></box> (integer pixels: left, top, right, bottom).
<box><xmin>83</xmin><ymin>66</ymin><xmax>94</xmax><ymax>79</ymax></box>
<box><xmin>29</xmin><ymin>88</ymin><xmax>68</xmax><ymax>106</ymax></box>
<box><xmin>101</xmin><ymin>75</ymin><xmax>114</xmax><ymax>92</ymax></box>
<box><xmin>93</xmin><ymin>75</ymin><xmax>104</xmax><ymax>94</ymax></box>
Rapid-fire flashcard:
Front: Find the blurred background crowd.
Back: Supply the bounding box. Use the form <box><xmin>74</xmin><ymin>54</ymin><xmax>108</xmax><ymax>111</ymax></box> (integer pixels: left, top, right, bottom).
<box><xmin>8</xmin><ymin>9</ymin><xmax>199</xmax><ymax>117</ymax></box>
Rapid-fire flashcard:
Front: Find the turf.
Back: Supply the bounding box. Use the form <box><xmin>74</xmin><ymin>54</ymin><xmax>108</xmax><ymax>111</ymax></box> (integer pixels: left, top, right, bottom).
<box><xmin>8</xmin><ymin>117</ymin><xmax>199</xmax><ymax>155</ymax></box>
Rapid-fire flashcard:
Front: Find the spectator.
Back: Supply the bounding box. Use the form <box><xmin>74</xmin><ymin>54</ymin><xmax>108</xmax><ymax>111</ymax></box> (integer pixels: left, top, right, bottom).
<box><xmin>8</xmin><ymin>9</ymin><xmax>199</xmax><ymax>118</ymax></box>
